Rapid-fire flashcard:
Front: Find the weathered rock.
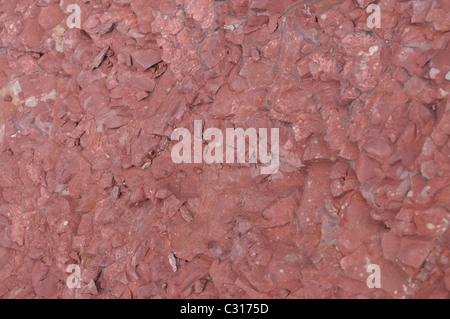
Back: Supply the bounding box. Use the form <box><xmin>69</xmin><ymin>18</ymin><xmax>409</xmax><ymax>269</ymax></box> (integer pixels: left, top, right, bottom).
<box><xmin>0</xmin><ymin>0</ymin><xmax>448</xmax><ymax>300</ymax></box>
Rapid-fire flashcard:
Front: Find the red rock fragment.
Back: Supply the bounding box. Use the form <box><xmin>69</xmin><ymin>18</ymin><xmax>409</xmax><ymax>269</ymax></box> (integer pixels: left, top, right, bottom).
<box><xmin>19</xmin><ymin>20</ymin><xmax>44</xmax><ymax>48</ymax></box>
<box><xmin>179</xmin><ymin>205</ymin><xmax>193</xmax><ymax>222</ymax></box>
<box><xmin>132</xmin><ymin>49</ymin><xmax>162</xmax><ymax>71</ymax></box>
<box><xmin>81</xmin><ymin>280</ymin><xmax>98</xmax><ymax>295</ymax></box>
<box><xmin>38</xmin><ymin>7</ymin><xmax>64</xmax><ymax>30</ymax></box>
<box><xmin>397</xmin><ymin>236</ymin><xmax>435</xmax><ymax>268</ymax></box>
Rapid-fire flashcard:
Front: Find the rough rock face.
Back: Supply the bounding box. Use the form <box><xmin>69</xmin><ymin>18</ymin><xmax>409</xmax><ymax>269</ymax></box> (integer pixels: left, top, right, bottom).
<box><xmin>0</xmin><ymin>0</ymin><xmax>449</xmax><ymax>299</ymax></box>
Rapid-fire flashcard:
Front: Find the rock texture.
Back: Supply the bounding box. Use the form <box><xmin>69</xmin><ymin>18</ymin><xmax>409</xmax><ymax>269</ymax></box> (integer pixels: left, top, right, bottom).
<box><xmin>0</xmin><ymin>0</ymin><xmax>449</xmax><ymax>299</ymax></box>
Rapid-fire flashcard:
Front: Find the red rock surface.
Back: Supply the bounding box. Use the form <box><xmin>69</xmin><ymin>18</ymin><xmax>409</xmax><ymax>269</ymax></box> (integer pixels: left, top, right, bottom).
<box><xmin>0</xmin><ymin>0</ymin><xmax>449</xmax><ymax>299</ymax></box>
